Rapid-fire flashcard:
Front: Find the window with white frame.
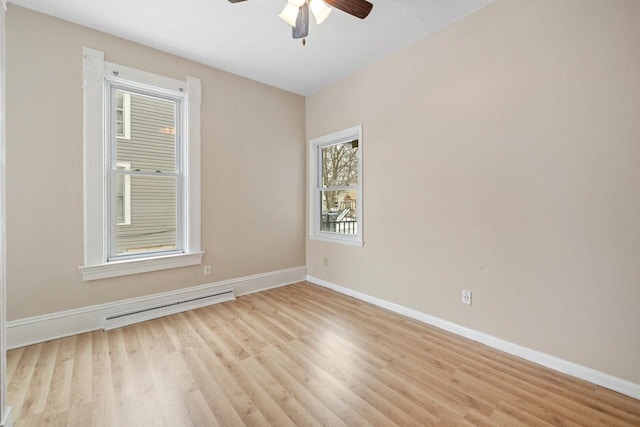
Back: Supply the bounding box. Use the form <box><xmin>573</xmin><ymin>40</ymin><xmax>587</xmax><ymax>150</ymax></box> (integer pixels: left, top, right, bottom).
<box><xmin>81</xmin><ymin>48</ymin><xmax>203</xmax><ymax>281</ymax></box>
<box><xmin>309</xmin><ymin>125</ymin><xmax>363</xmax><ymax>246</ymax></box>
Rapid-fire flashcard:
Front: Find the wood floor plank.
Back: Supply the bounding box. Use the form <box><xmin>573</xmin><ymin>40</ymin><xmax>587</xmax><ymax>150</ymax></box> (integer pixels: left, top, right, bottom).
<box><xmin>6</xmin><ymin>281</ymin><xmax>640</xmax><ymax>426</ymax></box>
<box><xmin>90</xmin><ymin>330</ymin><xmax>117</xmax><ymax>427</ymax></box>
<box><xmin>240</xmin><ymin>355</ymin><xmax>323</xmax><ymax>427</ymax></box>
<box><xmin>251</xmin><ymin>350</ymin><xmax>349</xmax><ymax>427</ymax></box>
<box><xmin>463</xmin><ymin>408</ymin><xmax>502</xmax><ymax>427</ymax></box>
<box><xmin>166</xmin><ymin>349</ymin><xmax>222</xmax><ymax>427</ymax></box>
<box><xmin>15</xmin><ymin>409</ymin><xmax>68</xmax><ymax>427</ymax></box>
<box><xmin>107</xmin><ymin>328</ymin><xmax>155</xmax><ymax>427</ymax></box>
<box><xmin>290</xmin><ymin>333</ymin><xmax>437</xmax><ymax>426</ymax></box>
<box><xmin>44</xmin><ymin>335</ymin><xmax>75</xmax><ymax>415</ymax></box>
<box><xmin>261</xmin><ymin>344</ymin><xmax>374</xmax><ymax>426</ymax></box>
<box><xmin>133</xmin><ymin>322</ymin><xmax>196</xmax><ymax>427</ymax></box>
<box><xmin>66</xmin><ymin>402</ymin><xmax>92</xmax><ymax>427</ymax></box>
<box><xmin>20</xmin><ymin>339</ymin><xmax>59</xmax><ymax>418</ymax></box>
<box><xmin>164</xmin><ymin>313</ymin><xmax>272</xmax><ymax>427</ymax></box>
<box><xmin>179</xmin><ymin>310</ymin><xmax>290</xmax><ymax>427</ymax></box>
<box><xmin>215</xmin><ymin>303</ymin><xmax>270</xmax><ymax>356</ymax></box>
<box><xmin>69</xmin><ymin>332</ymin><xmax>92</xmax><ymax>408</ymax></box>
<box><xmin>453</xmin><ymin>365</ymin><xmax>612</xmax><ymax>427</ymax></box>
<box><xmin>7</xmin><ymin>344</ymin><xmax>42</xmax><ymax>420</ymax></box>
<box><xmin>121</xmin><ymin>325</ymin><xmax>169</xmax><ymax>426</ymax></box>
<box><xmin>275</xmin><ymin>304</ymin><xmax>446</xmax><ymax>424</ymax></box>
<box><xmin>6</xmin><ymin>346</ymin><xmax>25</xmax><ymax>382</ymax></box>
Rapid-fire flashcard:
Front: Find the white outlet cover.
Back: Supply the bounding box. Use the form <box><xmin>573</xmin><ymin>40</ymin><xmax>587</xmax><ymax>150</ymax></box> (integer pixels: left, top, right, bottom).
<box><xmin>462</xmin><ymin>290</ymin><xmax>472</xmax><ymax>305</ymax></box>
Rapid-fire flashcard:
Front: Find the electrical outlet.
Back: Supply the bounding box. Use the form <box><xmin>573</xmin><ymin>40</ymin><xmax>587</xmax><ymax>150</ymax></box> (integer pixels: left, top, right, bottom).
<box><xmin>204</xmin><ymin>265</ymin><xmax>212</xmax><ymax>275</ymax></box>
<box><xmin>462</xmin><ymin>290</ymin><xmax>472</xmax><ymax>305</ymax></box>
<box><xmin>323</xmin><ymin>257</ymin><xmax>329</xmax><ymax>267</ymax></box>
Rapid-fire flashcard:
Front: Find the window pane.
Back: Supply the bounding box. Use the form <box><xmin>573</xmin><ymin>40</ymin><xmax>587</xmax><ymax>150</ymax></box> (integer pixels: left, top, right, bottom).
<box><xmin>320</xmin><ymin>190</ymin><xmax>357</xmax><ymax>235</ymax></box>
<box><xmin>116</xmin><ymin>90</ymin><xmax>176</xmax><ymax>172</ymax></box>
<box><xmin>115</xmin><ymin>172</ymin><xmax>124</xmax><ymax>195</ymax></box>
<box><xmin>116</xmin><ymin>114</ymin><xmax>124</xmax><ymax>135</ymax></box>
<box><xmin>116</xmin><ymin>91</ymin><xmax>124</xmax><ymax>109</ymax></box>
<box><xmin>321</xmin><ymin>139</ymin><xmax>359</xmax><ymax>188</ymax></box>
<box><xmin>116</xmin><ymin>175</ymin><xmax>177</xmax><ymax>255</ymax></box>
<box><xmin>116</xmin><ymin>92</ymin><xmax>125</xmax><ymax>137</ymax></box>
<box><xmin>116</xmin><ymin>195</ymin><xmax>124</xmax><ymax>223</ymax></box>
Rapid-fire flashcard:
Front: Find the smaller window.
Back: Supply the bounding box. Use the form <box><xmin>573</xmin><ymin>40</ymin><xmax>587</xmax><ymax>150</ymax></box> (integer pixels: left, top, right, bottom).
<box><xmin>115</xmin><ymin>161</ymin><xmax>131</xmax><ymax>225</ymax></box>
<box><xmin>309</xmin><ymin>125</ymin><xmax>363</xmax><ymax>246</ymax></box>
<box><xmin>115</xmin><ymin>91</ymin><xmax>131</xmax><ymax>140</ymax></box>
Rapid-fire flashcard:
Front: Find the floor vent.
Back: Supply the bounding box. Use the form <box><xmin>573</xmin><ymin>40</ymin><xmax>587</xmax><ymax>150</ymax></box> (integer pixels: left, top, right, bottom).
<box><xmin>103</xmin><ymin>289</ymin><xmax>236</xmax><ymax>331</ymax></box>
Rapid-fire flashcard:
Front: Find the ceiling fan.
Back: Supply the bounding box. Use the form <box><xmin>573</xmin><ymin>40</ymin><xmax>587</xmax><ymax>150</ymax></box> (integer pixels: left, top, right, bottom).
<box><xmin>228</xmin><ymin>0</ymin><xmax>373</xmax><ymax>44</ymax></box>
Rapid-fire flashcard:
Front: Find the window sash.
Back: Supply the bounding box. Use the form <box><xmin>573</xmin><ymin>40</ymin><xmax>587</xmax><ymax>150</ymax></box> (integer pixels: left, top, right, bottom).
<box><xmin>106</xmin><ymin>81</ymin><xmax>186</xmax><ymax>261</ymax></box>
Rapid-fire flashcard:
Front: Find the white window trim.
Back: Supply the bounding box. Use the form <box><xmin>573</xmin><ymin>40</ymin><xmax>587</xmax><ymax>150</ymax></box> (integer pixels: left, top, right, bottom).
<box><xmin>309</xmin><ymin>125</ymin><xmax>363</xmax><ymax>247</ymax></box>
<box><xmin>80</xmin><ymin>47</ymin><xmax>203</xmax><ymax>281</ymax></box>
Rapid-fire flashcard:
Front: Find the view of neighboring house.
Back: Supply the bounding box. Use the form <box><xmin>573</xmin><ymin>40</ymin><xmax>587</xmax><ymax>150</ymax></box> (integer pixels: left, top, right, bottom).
<box><xmin>115</xmin><ymin>90</ymin><xmax>178</xmax><ymax>254</ymax></box>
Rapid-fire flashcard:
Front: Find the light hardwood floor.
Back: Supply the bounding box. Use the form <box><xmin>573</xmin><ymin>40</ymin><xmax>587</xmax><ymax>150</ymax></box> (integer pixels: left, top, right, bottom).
<box><xmin>7</xmin><ymin>281</ymin><xmax>640</xmax><ymax>426</ymax></box>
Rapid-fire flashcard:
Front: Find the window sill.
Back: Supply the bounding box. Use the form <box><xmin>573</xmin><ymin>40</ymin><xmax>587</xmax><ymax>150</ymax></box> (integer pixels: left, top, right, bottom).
<box><xmin>310</xmin><ymin>234</ymin><xmax>364</xmax><ymax>247</ymax></box>
<box><xmin>80</xmin><ymin>251</ymin><xmax>204</xmax><ymax>281</ymax></box>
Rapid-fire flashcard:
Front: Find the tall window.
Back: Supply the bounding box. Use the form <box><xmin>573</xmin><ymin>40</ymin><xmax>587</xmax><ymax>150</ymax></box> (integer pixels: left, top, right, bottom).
<box><xmin>109</xmin><ymin>86</ymin><xmax>181</xmax><ymax>260</ymax></box>
<box><xmin>81</xmin><ymin>48</ymin><xmax>203</xmax><ymax>281</ymax></box>
<box><xmin>309</xmin><ymin>125</ymin><xmax>363</xmax><ymax>246</ymax></box>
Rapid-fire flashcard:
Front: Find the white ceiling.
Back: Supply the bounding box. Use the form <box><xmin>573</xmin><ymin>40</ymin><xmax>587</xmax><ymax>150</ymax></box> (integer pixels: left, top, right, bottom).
<box><xmin>9</xmin><ymin>0</ymin><xmax>493</xmax><ymax>95</ymax></box>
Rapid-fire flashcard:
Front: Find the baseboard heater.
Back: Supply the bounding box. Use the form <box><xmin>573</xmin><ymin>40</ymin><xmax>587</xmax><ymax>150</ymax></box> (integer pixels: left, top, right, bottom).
<box><xmin>103</xmin><ymin>289</ymin><xmax>236</xmax><ymax>331</ymax></box>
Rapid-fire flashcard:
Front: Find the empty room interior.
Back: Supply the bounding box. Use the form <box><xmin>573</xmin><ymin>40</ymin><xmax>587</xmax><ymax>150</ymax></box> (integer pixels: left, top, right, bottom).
<box><xmin>0</xmin><ymin>0</ymin><xmax>639</xmax><ymax>425</ymax></box>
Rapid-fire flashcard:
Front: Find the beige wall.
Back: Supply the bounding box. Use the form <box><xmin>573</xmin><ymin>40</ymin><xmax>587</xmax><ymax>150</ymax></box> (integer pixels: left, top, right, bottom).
<box><xmin>5</xmin><ymin>5</ymin><xmax>306</xmax><ymax>320</ymax></box>
<box><xmin>306</xmin><ymin>0</ymin><xmax>640</xmax><ymax>384</ymax></box>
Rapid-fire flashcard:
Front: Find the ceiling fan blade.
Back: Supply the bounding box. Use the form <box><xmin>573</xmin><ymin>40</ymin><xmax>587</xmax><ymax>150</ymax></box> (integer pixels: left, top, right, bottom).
<box><xmin>292</xmin><ymin>3</ymin><xmax>309</xmax><ymax>39</ymax></box>
<box><xmin>325</xmin><ymin>0</ymin><xmax>373</xmax><ymax>19</ymax></box>
<box><xmin>227</xmin><ymin>0</ymin><xmax>247</xmax><ymax>3</ymax></box>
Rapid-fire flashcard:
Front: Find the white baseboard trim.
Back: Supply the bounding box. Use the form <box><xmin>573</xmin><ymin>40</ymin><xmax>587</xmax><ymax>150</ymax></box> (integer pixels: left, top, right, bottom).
<box><xmin>5</xmin><ymin>266</ymin><xmax>306</xmax><ymax>349</ymax></box>
<box><xmin>1</xmin><ymin>407</ymin><xmax>12</xmax><ymax>427</ymax></box>
<box><xmin>307</xmin><ymin>275</ymin><xmax>640</xmax><ymax>401</ymax></box>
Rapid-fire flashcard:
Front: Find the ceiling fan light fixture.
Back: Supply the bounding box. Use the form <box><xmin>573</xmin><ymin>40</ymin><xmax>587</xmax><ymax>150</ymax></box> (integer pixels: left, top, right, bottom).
<box><xmin>229</xmin><ymin>0</ymin><xmax>373</xmax><ymax>43</ymax></box>
<box><xmin>279</xmin><ymin>2</ymin><xmax>300</xmax><ymax>27</ymax></box>
<box><xmin>309</xmin><ymin>0</ymin><xmax>331</xmax><ymax>24</ymax></box>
